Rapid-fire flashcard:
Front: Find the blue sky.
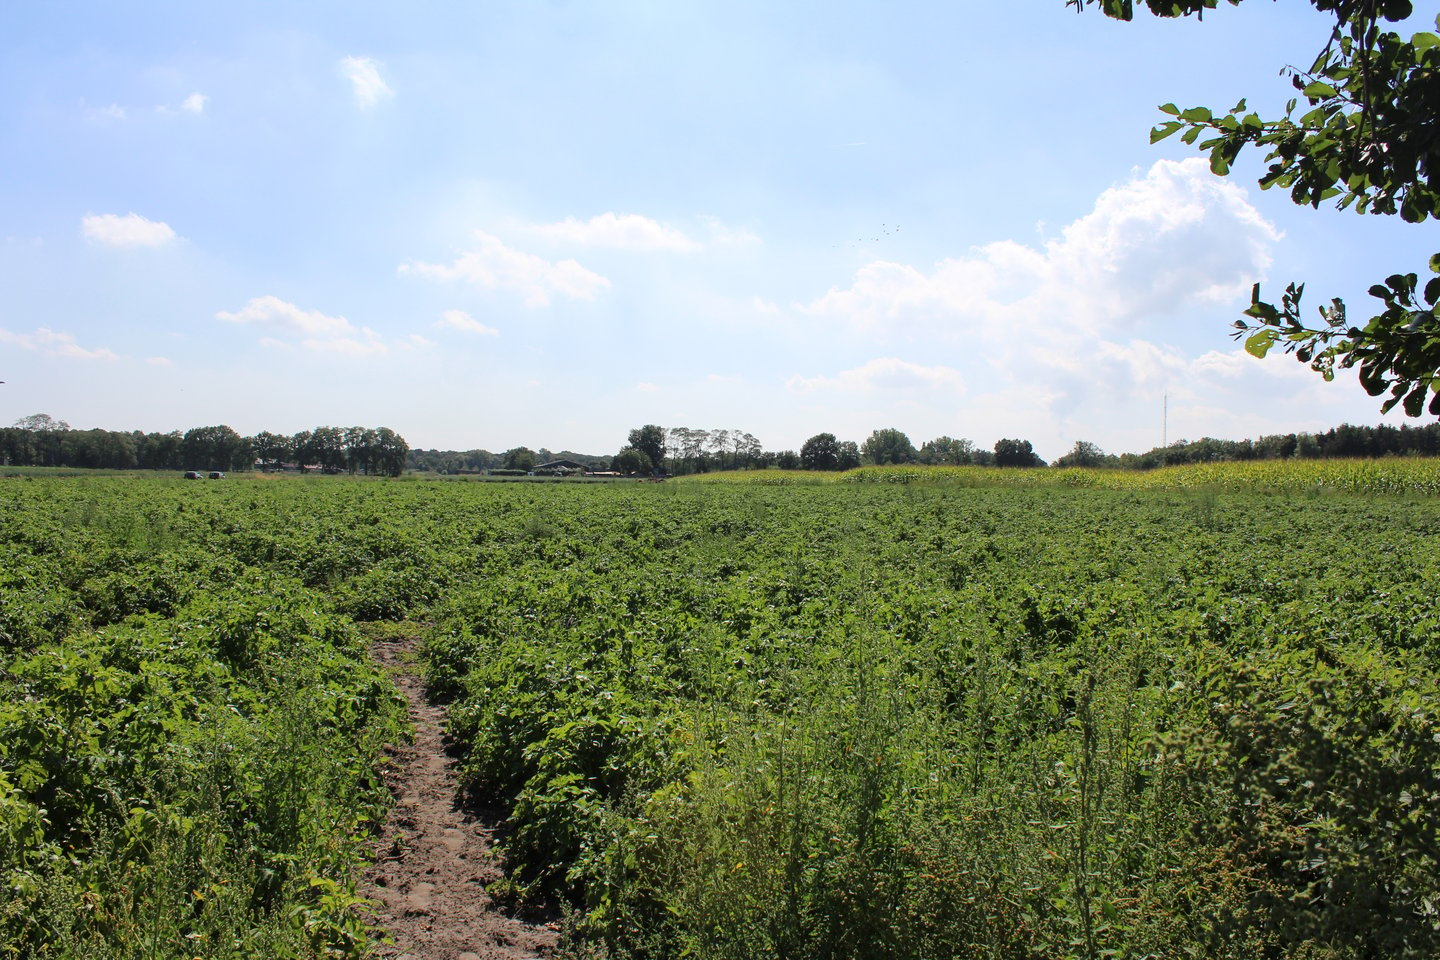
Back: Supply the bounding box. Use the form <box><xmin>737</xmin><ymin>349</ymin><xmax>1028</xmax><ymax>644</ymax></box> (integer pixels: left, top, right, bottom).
<box><xmin>2</xmin><ymin>1</ymin><xmax>1434</xmax><ymax>460</ymax></box>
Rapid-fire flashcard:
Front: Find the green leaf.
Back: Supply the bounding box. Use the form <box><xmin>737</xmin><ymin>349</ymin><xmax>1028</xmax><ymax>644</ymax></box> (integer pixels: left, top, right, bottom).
<box><xmin>1210</xmin><ymin>150</ymin><xmax>1230</xmax><ymax>176</ymax></box>
<box><xmin>1429</xmin><ymin>252</ymin><xmax>1440</xmax><ymax>274</ymax></box>
<box><xmin>1158</xmin><ymin>102</ymin><xmax>1180</xmax><ymax>116</ymax></box>
<box><xmin>1245</xmin><ymin>329</ymin><xmax>1278</xmax><ymax>358</ymax></box>
<box><xmin>1424</xmin><ymin>276</ymin><xmax>1440</xmax><ymax>305</ymax></box>
<box><xmin>1150</xmin><ymin>121</ymin><xmax>1183</xmax><ymax>144</ymax></box>
<box><xmin>1180</xmin><ymin>106</ymin><xmax>1213</xmax><ymax>122</ymax></box>
<box><xmin>1303</xmin><ymin>81</ymin><xmax>1337</xmax><ymax>99</ymax></box>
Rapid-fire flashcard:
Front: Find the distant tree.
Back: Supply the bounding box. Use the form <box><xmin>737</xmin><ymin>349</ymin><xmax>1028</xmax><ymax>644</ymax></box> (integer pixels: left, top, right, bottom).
<box><xmin>628</xmin><ymin>425</ymin><xmax>666</xmax><ymax>473</ymax></box>
<box><xmin>800</xmin><ymin>432</ymin><xmax>840</xmax><ymax>470</ymax></box>
<box><xmin>13</xmin><ymin>413</ymin><xmax>70</xmax><ymax>432</ymax></box>
<box><xmin>295</xmin><ymin>426</ymin><xmax>345</xmax><ymax>472</ymax></box>
<box><xmin>918</xmin><ymin>436</ymin><xmax>976</xmax><ymax>465</ymax></box>
<box><xmin>862</xmin><ymin>428</ymin><xmax>917</xmax><ymax>465</ymax></box>
<box><xmin>373</xmin><ymin>427</ymin><xmax>409</xmax><ymax>477</ymax></box>
<box><xmin>182</xmin><ymin>425</ymin><xmax>251</xmax><ymax>472</ymax></box>
<box><xmin>837</xmin><ymin>440</ymin><xmax>861</xmax><ymax>470</ymax></box>
<box><xmin>612</xmin><ymin>446</ymin><xmax>651</xmax><ymax>475</ymax></box>
<box><xmin>728</xmin><ymin>430</ymin><xmax>762</xmax><ymax>470</ymax></box>
<box><xmin>343</xmin><ymin>426</ymin><xmax>381</xmax><ymax>475</ymax></box>
<box><xmin>1054</xmin><ymin>440</ymin><xmax>1110</xmax><ymax>468</ymax></box>
<box><xmin>994</xmin><ymin>438</ymin><xmax>1044</xmax><ymax>468</ymax></box>
<box><xmin>135</xmin><ymin>430</ymin><xmax>183</xmax><ymax>470</ymax></box>
<box><xmin>504</xmin><ymin>446</ymin><xmax>538</xmax><ymax>471</ymax></box>
<box><xmin>775</xmin><ymin>449</ymin><xmax>802</xmax><ymax>470</ymax></box>
<box><xmin>251</xmin><ymin>431</ymin><xmax>292</xmax><ymax>469</ymax></box>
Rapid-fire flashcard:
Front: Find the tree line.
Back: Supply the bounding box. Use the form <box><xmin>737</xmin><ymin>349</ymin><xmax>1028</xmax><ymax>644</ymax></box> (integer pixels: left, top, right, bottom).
<box><xmin>614</xmin><ymin>422</ymin><xmax>1440</xmax><ymax>476</ymax></box>
<box><xmin>1</xmin><ymin>415</ymin><xmax>410</xmax><ymax>477</ymax></box>
<box><xmin>1074</xmin><ymin>421</ymin><xmax>1440</xmax><ymax>470</ymax></box>
<box><xmin>603</xmin><ymin>425</ymin><xmax>1047</xmax><ymax>475</ymax></box>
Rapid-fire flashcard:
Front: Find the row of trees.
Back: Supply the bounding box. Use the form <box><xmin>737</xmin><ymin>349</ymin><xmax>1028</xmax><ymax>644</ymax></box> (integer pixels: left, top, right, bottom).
<box><xmin>405</xmin><ymin>446</ymin><xmax>602</xmax><ymax>474</ymax></box>
<box><xmin>613</xmin><ymin>426</ymin><xmax>1052</xmax><ymax>475</ymax></box>
<box><xmin>1</xmin><ymin>416</ymin><xmax>409</xmax><ymax>476</ymax></box>
<box><xmin>795</xmin><ymin>430</ymin><xmax>1048</xmax><ymax>469</ymax></box>
<box><xmin>1086</xmin><ymin>422</ymin><xmax>1440</xmax><ymax>471</ymax></box>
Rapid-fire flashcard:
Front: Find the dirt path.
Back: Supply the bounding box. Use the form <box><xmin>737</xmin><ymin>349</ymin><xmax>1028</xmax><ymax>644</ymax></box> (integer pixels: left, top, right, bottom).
<box><xmin>362</xmin><ymin>637</ymin><xmax>559</xmax><ymax>960</ymax></box>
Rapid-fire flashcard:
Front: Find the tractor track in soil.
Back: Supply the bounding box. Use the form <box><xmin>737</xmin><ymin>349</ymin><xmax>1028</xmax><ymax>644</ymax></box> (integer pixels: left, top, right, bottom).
<box><xmin>361</xmin><ymin>636</ymin><xmax>559</xmax><ymax>960</ymax></box>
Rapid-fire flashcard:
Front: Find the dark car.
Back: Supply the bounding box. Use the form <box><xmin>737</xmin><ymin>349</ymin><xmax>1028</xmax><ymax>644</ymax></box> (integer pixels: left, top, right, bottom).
<box><xmin>208</xmin><ymin>471</ymin><xmax>225</xmax><ymax>480</ymax></box>
<box><xmin>184</xmin><ymin>471</ymin><xmax>201</xmax><ymax>480</ymax></box>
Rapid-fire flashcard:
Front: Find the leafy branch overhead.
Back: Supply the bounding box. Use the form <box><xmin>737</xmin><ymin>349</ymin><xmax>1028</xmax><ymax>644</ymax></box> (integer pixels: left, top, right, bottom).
<box><xmin>1073</xmin><ymin>0</ymin><xmax>1440</xmax><ymax>415</ymax></box>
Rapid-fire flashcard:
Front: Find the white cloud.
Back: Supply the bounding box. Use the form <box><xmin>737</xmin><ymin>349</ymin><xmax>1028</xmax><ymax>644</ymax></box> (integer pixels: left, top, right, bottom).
<box><xmin>144</xmin><ymin>356</ymin><xmax>172</xmax><ymax>366</ymax></box>
<box><xmin>436</xmin><ymin>308</ymin><xmax>499</xmax><ymax>335</ymax></box>
<box><xmin>157</xmin><ymin>92</ymin><xmax>207</xmax><ymax>116</ymax></box>
<box><xmin>217</xmin><ymin>296</ymin><xmax>392</xmax><ymax>356</ymax></box>
<box><xmin>701</xmin><ymin>216</ymin><xmax>762</xmax><ymax>247</ymax></box>
<box><xmin>86</xmin><ymin>103</ymin><xmax>126</xmax><ymax>122</ymax></box>
<box><xmin>339</xmin><ymin>56</ymin><xmax>393</xmax><ymax>107</ymax></box>
<box><xmin>753</xmin><ymin>297</ymin><xmax>780</xmax><ymax>315</ymax></box>
<box><xmin>400</xmin><ymin>231</ymin><xmax>611</xmax><ymax>307</ymax></box>
<box><xmin>302</xmin><ymin>329</ymin><xmax>387</xmax><ymax>356</ymax></box>
<box><xmin>532</xmin><ymin>212</ymin><xmax>699</xmax><ymax>251</ymax></box>
<box><xmin>635</xmin><ymin>382</ymin><xmax>661</xmax><ymax>393</ymax></box>
<box><xmin>216</xmin><ymin>296</ymin><xmax>354</xmax><ymax>337</ymax></box>
<box><xmin>82</xmin><ymin>212</ymin><xmax>176</xmax><ymax>248</ymax></box>
<box><xmin>801</xmin><ymin>158</ymin><xmax>1280</xmax><ymax>339</ymax></box>
<box><xmin>0</xmin><ymin>327</ymin><xmax>118</xmax><ymax>360</ymax></box>
<box><xmin>788</xmin><ymin>357</ymin><xmax>966</xmax><ymax>396</ymax></box>
<box><xmin>405</xmin><ymin>334</ymin><xmax>436</xmax><ymax>349</ymax></box>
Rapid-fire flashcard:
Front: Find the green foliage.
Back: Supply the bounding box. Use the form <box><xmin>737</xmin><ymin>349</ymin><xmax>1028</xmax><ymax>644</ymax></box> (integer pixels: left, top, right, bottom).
<box><xmin>800</xmin><ymin>432</ymin><xmax>841</xmax><ymax>470</ymax></box>
<box><xmin>0</xmin><ymin>478</ymin><xmax>407</xmax><ymax>959</ymax></box>
<box><xmin>611</xmin><ymin>446</ymin><xmax>652</xmax><ymax>475</ymax></box>
<box><xmin>627</xmin><ymin>425</ymin><xmax>667</xmax><ymax>473</ymax></box>
<box><xmin>994</xmin><ymin>437</ymin><xmax>1045</xmax><ymax>467</ymax></box>
<box><xmin>412</xmin><ymin>479</ymin><xmax>1440</xmax><ymax>957</ymax></box>
<box><xmin>7</xmin><ymin>471</ymin><xmax>1440</xmax><ymax>958</ymax></box>
<box><xmin>860</xmin><ymin>427</ymin><xmax>917</xmax><ymax>466</ymax></box>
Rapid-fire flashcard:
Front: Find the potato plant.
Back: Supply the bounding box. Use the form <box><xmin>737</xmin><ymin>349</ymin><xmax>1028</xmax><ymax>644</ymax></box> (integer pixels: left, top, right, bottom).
<box><xmin>3</xmin><ymin>469</ymin><xmax>1439</xmax><ymax>958</ymax></box>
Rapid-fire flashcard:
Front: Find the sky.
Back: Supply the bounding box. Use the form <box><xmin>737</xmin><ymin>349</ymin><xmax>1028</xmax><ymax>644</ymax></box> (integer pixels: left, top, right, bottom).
<box><xmin>2</xmin><ymin>1</ymin><xmax>1436</xmax><ymax>461</ymax></box>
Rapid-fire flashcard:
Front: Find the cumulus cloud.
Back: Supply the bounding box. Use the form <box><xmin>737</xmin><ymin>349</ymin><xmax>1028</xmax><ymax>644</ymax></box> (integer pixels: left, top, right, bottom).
<box><xmin>339</xmin><ymin>56</ymin><xmax>393</xmax><ymax>107</ymax></box>
<box><xmin>532</xmin><ymin>213</ymin><xmax>699</xmax><ymax>251</ymax></box>
<box><xmin>788</xmin><ymin>357</ymin><xmax>966</xmax><ymax>396</ymax></box>
<box><xmin>82</xmin><ymin>213</ymin><xmax>176</xmax><ymax>248</ymax></box>
<box><xmin>217</xmin><ymin>295</ymin><xmax>388</xmax><ymax>355</ymax></box>
<box><xmin>436</xmin><ymin>309</ymin><xmax>499</xmax><ymax>335</ymax></box>
<box><xmin>157</xmin><ymin>92</ymin><xmax>207</xmax><ymax>116</ymax></box>
<box><xmin>801</xmin><ymin>158</ymin><xmax>1280</xmax><ymax>339</ymax></box>
<box><xmin>145</xmin><ymin>356</ymin><xmax>172</xmax><ymax>366</ymax></box>
<box><xmin>86</xmin><ymin>104</ymin><xmax>126</xmax><ymax>122</ymax></box>
<box><xmin>400</xmin><ymin>231</ymin><xmax>611</xmax><ymax>307</ymax></box>
<box><xmin>217</xmin><ymin>296</ymin><xmax>353</xmax><ymax>336</ymax></box>
<box><xmin>701</xmin><ymin>216</ymin><xmax>762</xmax><ymax>247</ymax></box>
<box><xmin>301</xmin><ymin>330</ymin><xmax>387</xmax><ymax>356</ymax></box>
<box><xmin>0</xmin><ymin>327</ymin><xmax>118</xmax><ymax>360</ymax></box>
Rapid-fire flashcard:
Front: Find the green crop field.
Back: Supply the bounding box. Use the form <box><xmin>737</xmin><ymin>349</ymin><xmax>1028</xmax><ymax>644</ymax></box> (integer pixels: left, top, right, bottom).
<box><xmin>3</xmin><ymin>468</ymin><xmax>1439</xmax><ymax>958</ymax></box>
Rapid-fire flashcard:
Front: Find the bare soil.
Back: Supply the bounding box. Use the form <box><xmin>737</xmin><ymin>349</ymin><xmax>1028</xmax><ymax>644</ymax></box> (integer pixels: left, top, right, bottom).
<box><xmin>361</xmin><ymin>636</ymin><xmax>559</xmax><ymax>960</ymax></box>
